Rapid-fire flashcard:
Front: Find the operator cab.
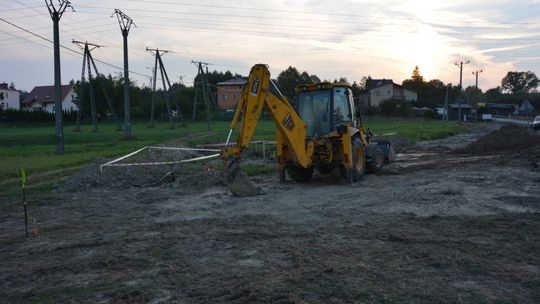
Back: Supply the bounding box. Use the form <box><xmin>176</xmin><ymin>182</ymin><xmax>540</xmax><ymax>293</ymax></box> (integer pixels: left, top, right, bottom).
<box><xmin>295</xmin><ymin>83</ymin><xmax>355</xmax><ymax>137</ymax></box>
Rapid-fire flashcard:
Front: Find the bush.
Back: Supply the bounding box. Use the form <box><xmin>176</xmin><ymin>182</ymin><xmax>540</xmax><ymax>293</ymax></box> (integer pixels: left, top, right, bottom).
<box><xmin>379</xmin><ymin>99</ymin><xmax>412</xmax><ymax>118</ymax></box>
<box><xmin>423</xmin><ymin>108</ymin><xmax>440</xmax><ymax>119</ymax></box>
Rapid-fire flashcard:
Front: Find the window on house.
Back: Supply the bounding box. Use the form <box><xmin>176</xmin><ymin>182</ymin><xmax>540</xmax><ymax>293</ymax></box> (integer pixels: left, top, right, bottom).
<box><xmin>222</xmin><ymin>94</ymin><xmax>227</xmax><ymax>101</ymax></box>
<box><xmin>374</xmin><ymin>90</ymin><xmax>380</xmax><ymax>96</ymax></box>
<box><xmin>387</xmin><ymin>90</ymin><xmax>391</xmax><ymax>95</ymax></box>
<box><xmin>232</xmin><ymin>94</ymin><xmax>236</xmax><ymax>100</ymax></box>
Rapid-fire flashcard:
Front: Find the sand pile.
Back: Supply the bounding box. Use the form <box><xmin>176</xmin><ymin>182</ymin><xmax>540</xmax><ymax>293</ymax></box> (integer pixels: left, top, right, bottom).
<box><xmin>457</xmin><ymin>124</ymin><xmax>540</xmax><ymax>155</ymax></box>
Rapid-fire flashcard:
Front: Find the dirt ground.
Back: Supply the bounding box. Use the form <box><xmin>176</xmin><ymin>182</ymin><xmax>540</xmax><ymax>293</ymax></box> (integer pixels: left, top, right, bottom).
<box><xmin>1</xmin><ymin>123</ymin><xmax>540</xmax><ymax>303</ymax></box>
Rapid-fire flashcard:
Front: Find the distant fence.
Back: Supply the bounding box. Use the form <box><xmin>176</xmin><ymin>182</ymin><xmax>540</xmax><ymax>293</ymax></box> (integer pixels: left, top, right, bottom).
<box><xmin>0</xmin><ymin>108</ymin><xmax>77</xmax><ymax>123</ymax></box>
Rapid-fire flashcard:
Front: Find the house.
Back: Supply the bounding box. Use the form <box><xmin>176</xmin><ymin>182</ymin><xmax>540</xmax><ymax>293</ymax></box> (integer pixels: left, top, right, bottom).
<box><xmin>22</xmin><ymin>84</ymin><xmax>77</xmax><ymax>113</ymax></box>
<box><xmin>216</xmin><ymin>78</ymin><xmax>247</xmax><ymax>110</ymax></box>
<box><xmin>0</xmin><ymin>82</ymin><xmax>20</xmax><ymax>110</ymax></box>
<box><xmin>358</xmin><ymin>79</ymin><xmax>417</xmax><ymax>108</ymax></box>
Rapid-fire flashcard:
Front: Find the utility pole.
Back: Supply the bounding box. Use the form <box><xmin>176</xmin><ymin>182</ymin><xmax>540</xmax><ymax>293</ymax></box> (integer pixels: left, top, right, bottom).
<box><xmin>113</xmin><ymin>9</ymin><xmax>135</xmax><ymax>138</ymax></box>
<box><xmin>191</xmin><ymin>60</ymin><xmax>212</xmax><ymax>130</ymax></box>
<box><xmin>455</xmin><ymin>60</ymin><xmax>470</xmax><ymax>121</ymax></box>
<box><xmin>75</xmin><ymin>40</ymin><xmax>86</xmax><ymax>132</ymax></box>
<box><xmin>473</xmin><ymin>69</ymin><xmax>483</xmax><ymax>104</ymax></box>
<box><xmin>46</xmin><ymin>0</ymin><xmax>73</xmax><ymax>155</ymax></box>
<box><xmin>444</xmin><ymin>85</ymin><xmax>449</xmax><ymax>122</ymax></box>
<box><xmin>146</xmin><ymin>48</ymin><xmax>185</xmax><ymax>128</ymax></box>
<box><xmin>73</xmin><ymin>40</ymin><xmax>122</xmax><ymax>131</ymax></box>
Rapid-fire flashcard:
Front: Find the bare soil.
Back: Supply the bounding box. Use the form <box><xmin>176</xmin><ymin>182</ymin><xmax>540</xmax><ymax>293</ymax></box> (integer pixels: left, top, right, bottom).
<box><xmin>1</xmin><ymin>123</ymin><xmax>540</xmax><ymax>303</ymax></box>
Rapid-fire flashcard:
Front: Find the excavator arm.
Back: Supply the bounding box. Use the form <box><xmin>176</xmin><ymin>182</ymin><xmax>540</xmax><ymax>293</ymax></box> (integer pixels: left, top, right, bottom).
<box><xmin>222</xmin><ymin>64</ymin><xmax>314</xmax><ymax>195</ymax></box>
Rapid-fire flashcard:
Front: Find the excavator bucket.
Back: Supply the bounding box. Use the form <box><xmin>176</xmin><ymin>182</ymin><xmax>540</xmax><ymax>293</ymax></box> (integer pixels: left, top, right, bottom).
<box><xmin>373</xmin><ymin>140</ymin><xmax>396</xmax><ymax>164</ymax></box>
<box><xmin>225</xmin><ymin>159</ymin><xmax>263</xmax><ymax>196</ymax></box>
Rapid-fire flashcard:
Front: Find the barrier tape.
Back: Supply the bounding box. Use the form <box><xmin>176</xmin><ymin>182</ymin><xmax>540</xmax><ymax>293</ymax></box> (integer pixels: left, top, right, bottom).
<box><xmin>100</xmin><ymin>141</ymin><xmax>273</xmax><ymax>173</ymax></box>
<box><xmin>101</xmin><ymin>153</ymin><xmax>220</xmax><ymax>170</ymax></box>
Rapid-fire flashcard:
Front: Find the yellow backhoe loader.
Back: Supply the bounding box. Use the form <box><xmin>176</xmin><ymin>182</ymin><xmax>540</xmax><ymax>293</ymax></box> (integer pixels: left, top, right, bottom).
<box><xmin>221</xmin><ymin>64</ymin><xmax>395</xmax><ymax>196</ymax></box>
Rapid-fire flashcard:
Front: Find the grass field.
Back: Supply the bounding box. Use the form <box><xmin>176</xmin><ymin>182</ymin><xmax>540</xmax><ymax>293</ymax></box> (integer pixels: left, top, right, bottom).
<box><xmin>0</xmin><ymin>118</ymin><xmax>466</xmax><ymax>197</ymax></box>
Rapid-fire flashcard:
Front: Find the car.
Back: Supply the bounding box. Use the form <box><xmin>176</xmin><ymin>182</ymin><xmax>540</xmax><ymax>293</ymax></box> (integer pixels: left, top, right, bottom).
<box><xmin>532</xmin><ymin>115</ymin><xmax>540</xmax><ymax>131</ymax></box>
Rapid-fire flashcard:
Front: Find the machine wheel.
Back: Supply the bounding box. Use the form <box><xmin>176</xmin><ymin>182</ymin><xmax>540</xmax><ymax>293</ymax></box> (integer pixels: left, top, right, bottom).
<box><xmin>345</xmin><ymin>137</ymin><xmax>365</xmax><ymax>183</ymax></box>
<box><xmin>317</xmin><ymin>165</ymin><xmax>334</xmax><ymax>175</ymax></box>
<box><xmin>367</xmin><ymin>144</ymin><xmax>384</xmax><ymax>173</ymax></box>
<box><xmin>287</xmin><ymin>165</ymin><xmax>314</xmax><ymax>183</ymax></box>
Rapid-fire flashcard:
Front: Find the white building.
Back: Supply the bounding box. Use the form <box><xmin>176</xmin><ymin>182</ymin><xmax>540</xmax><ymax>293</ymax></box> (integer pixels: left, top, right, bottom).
<box><xmin>22</xmin><ymin>84</ymin><xmax>77</xmax><ymax>112</ymax></box>
<box><xmin>359</xmin><ymin>79</ymin><xmax>417</xmax><ymax>108</ymax></box>
<box><xmin>0</xmin><ymin>82</ymin><xmax>21</xmax><ymax>110</ymax></box>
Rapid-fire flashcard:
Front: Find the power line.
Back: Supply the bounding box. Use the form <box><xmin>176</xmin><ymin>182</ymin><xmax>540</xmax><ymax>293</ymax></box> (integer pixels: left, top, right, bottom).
<box><xmin>0</xmin><ymin>17</ymin><xmax>151</xmax><ymax>78</ymax></box>
<box><xmin>98</xmin><ymin>0</ymin><xmax>540</xmax><ymax>26</ymax></box>
<box><xmin>74</xmin><ymin>4</ymin><xmax>539</xmax><ymax>31</ymax></box>
<box><xmin>20</xmin><ymin>3</ymin><xmax>530</xmax><ymax>47</ymax></box>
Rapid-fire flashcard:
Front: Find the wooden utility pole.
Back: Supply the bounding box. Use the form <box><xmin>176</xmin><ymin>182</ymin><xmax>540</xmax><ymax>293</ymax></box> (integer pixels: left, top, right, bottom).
<box><xmin>473</xmin><ymin>69</ymin><xmax>483</xmax><ymax>104</ymax></box>
<box><xmin>455</xmin><ymin>60</ymin><xmax>470</xmax><ymax>121</ymax></box>
<box><xmin>46</xmin><ymin>0</ymin><xmax>73</xmax><ymax>155</ymax></box>
<box><xmin>113</xmin><ymin>9</ymin><xmax>135</xmax><ymax>138</ymax></box>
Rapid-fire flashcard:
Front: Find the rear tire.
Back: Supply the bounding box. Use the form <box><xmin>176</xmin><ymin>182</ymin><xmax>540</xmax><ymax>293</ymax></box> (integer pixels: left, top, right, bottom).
<box><xmin>345</xmin><ymin>137</ymin><xmax>365</xmax><ymax>182</ymax></box>
<box><xmin>287</xmin><ymin>165</ymin><xmax>314</xmax><ymax>183</ymax></box>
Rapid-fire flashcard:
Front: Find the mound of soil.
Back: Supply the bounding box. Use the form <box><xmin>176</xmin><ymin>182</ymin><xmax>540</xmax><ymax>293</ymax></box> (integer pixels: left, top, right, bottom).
<box><xmin>457</xmin><ymin>124</ymin><xmax>540</xmax><ymax>155</ymax></box>
<box><xmin>60</xmin><ymin>146</ymin><xmax>225</xmax><ymax>193</ymax></box>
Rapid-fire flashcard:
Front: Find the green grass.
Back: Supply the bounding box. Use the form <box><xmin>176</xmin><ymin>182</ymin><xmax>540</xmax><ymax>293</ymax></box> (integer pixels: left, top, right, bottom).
<box><xmin>0</xmin><ymin>118</ymin><xmax>466</xmax><ymax>198</ymax></box>
<box><xmin>363</xmin><ymin>117</ymin><xmax>467</xmax><ymax>142</ymax></box>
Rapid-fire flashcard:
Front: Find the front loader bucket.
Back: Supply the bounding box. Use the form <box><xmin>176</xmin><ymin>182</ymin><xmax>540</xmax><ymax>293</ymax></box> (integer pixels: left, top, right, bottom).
<box><xmin>225</xmin><ymin>160</ymin><xmax>263</xmax><ymax>196</ymax></box>
<box><xmin>372</xmin><ymin>140</ymin><xmax>396</xmax><ymax>164</ymax></box>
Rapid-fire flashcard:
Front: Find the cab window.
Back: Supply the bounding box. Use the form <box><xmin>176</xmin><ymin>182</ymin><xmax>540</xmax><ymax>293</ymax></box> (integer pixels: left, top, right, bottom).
<box><xmin>333</xmin><ymin>88</ymin><xmax>351</xmax><ymax>124</ymax></box>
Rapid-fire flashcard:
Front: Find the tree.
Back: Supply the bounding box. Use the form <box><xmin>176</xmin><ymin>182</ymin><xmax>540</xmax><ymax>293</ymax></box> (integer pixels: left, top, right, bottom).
<box><xmin>501</xmin><ymin>71</ymin><xmax>539</xmax><ymax>94</ymax></box>
<box><xmin>358</xmin><ymin>76</ymin><xmax>372</xmax><ymax>90</ymax></box>
<box><xmin>402</xmin><ymin>66</ymin><xmax>452</xmax><ymax>108</ymax></box>
<box><xmin>411</xmin><ymin>65</ymin><xmax>423</xmax><ymax>82</ymax></box>
<box><xmin>402</xmin><ymin>66</ymin><xmax>425</xmax><ymax>99</ymax></box>
<box><xmin>464</xmin><ymin>85</ymin><xmax>484</xmax><ymax>104</ymax></box>
<box><xmin>276</xmin><ymin>66</ymin><xmax>319</xmax><ymax>100</ymax></box>
<box><xmin>379</xmin><ymin>100</ymin><xmax>411</xmax><ymax>118</ymax></box>
<box><xmin>333</xmin><ymin>77</ymin><xmax>348</xmax><ymax>84</ymax></box>
<box><xmin>484</xmin><ymin>86</ymin><xmax>502</xmax><ymax>102</ymax></box>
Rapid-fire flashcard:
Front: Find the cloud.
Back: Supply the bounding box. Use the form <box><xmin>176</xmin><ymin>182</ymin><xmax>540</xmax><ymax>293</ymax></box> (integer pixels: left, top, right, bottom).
<box><xmin>2</xmin><ymin>0</ymin><xmax>539</xmax><ymax>91</ymax></box>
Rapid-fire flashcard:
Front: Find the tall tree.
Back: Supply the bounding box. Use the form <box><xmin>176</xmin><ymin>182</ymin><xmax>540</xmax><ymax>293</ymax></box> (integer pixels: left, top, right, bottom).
<box><xmin>276</xmin><ymin>66</ymin><xmax>319</xmax><ymax>100</ymax></box>
<box><xmin>463</xmin><ymin>85</ymin><xmax>484</xmax><ymax>104</ymax></box>
<box><xmin>358</xmin><ymin>76</ymin><xmax>372</xmax><ymax>90</ymax></box>
<box><xmin>411</xmin><ymin>65</ymin><xmax>423</xmax><ymax>82</ymax></box>
<box><xmin>501</xmin><ymin>71</ymin><xmax>539</xmax><ymax>94</ymax></box>
<box><xmin>484</xmin><ymin>86</ymin><xmax>503</xmax><ymax>102</ymax></box>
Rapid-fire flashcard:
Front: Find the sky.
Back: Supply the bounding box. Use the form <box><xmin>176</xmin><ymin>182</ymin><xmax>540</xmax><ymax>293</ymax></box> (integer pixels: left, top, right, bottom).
<box><xmin>1</xmin><ymin>0</ymin><xmax>539</xmax><ymax>92</ymax></box>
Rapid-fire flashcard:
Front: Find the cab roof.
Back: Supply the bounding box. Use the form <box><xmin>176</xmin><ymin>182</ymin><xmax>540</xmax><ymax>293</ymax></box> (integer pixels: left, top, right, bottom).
<box><xmin>295</xmin><ymin>82</ymin><xmax>351</xmax><ymax>93</ymax></box>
